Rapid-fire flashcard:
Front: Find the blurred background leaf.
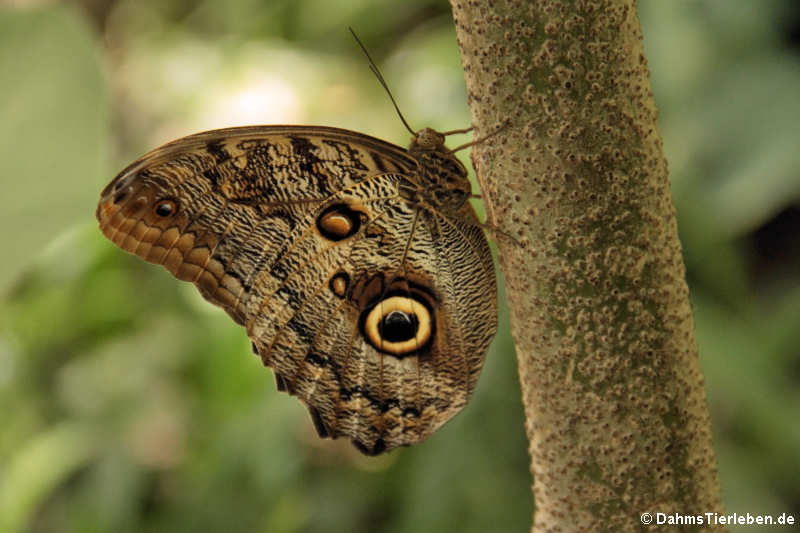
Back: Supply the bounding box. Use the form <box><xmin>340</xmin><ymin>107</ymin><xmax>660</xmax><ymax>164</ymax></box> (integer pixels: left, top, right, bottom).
<box><xmin>0</xmin><ymin>4</ymin><xmax>109</xmax><ymax>291</ymax></box>
<box><xmin>0</xmin><ymin>1</ymin><xmax>798</xmax><ymax>532</ymax></box>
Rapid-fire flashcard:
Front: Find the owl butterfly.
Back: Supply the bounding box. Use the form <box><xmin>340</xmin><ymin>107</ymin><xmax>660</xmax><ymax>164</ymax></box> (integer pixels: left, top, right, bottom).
<box><xmin>96</xmin><ymin>42</ymin><xmax>497</xmax><ymax>455</ymax></box>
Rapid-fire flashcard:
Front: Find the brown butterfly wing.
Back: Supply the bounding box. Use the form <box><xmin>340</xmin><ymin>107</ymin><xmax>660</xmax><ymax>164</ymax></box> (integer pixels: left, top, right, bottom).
<box><xmin>96</xmin><ymin>125</ymin><xmax>496</xmax><ymax>454</ymax></box>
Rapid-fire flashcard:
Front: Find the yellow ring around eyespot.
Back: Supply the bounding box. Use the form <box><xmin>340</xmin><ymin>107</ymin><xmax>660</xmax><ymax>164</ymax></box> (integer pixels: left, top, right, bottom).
<box><xmin>364</xmin><ymin>296</ymin><xmax>431</xmax><ymax>355</ymax></box>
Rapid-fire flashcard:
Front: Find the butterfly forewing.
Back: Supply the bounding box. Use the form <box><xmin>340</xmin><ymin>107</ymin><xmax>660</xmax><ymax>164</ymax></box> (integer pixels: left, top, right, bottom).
<box><xmin>97</xmin><ymin>125</ymin><xmax>497</xmax><ymax>454</ymax></box>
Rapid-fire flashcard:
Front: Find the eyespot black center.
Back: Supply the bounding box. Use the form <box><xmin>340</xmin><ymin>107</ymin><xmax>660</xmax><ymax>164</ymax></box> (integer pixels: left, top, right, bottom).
<box><xmin>155</xmin><ymin>199</ymin><xmax>177</xmax><ymax>217</ymax></box>
<box><xmin>357</xmin><ymin>281</ymin><xmax>437</xmax><ymax>358</ymax></box>
<box><xmin>379</xmin><ymin>310</ymin><xmax>419</xmax><ymax>343</ymax></box>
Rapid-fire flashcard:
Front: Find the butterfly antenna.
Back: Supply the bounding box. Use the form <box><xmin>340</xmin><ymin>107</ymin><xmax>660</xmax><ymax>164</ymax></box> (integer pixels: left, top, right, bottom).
<box><xmin>448</xmin><ymin>120</ymin><xmax>510</xmax><ymax>154</ymax></box>
<box><xmin>349</xmin><ymin>27</ymin><xmax>416</xmax><ymax>136</ymax></box>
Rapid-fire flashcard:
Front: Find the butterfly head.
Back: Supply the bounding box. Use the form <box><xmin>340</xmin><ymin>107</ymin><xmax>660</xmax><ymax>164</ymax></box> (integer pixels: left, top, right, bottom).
<box><xmin>406</xmin><ymin>128</ymin><xmax>472</xmax><ymax>212</ymax></box>
<box><xmin>409</xmin><ymin>127</ymin><xmax>446</xmax><ymax>153</ymax></box>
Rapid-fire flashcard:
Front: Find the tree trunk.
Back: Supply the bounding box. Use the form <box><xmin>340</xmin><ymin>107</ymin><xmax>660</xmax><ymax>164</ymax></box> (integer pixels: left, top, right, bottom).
<box><xmin>449</xmin><ymin>1</ymin><xmax>727</xmax><ymax>531</ymax></box>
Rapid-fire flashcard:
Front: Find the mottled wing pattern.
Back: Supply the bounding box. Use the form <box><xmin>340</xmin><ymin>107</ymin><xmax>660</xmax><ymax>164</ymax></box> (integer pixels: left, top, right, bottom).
<box><xmin>96</xmin><ymin>125</ymin><xmax>496</xmax><ymax>454</ymax></box>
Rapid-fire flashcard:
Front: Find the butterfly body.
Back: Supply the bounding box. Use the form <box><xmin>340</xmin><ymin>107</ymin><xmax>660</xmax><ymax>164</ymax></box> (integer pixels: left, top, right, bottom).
<box><xmin>97</xmin><ymin>125</ymin><xmax>497</xmax><ymax>454</ymax></box>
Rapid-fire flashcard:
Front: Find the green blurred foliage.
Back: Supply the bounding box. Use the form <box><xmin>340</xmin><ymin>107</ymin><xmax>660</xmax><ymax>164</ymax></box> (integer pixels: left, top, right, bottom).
<box><xmin>0</xmin><ymin>1</ymin><xmax>798</xmax><ymax>532</ymax></box>
<box><xmin>0</xmin><ymin>4</ymin><xmax>109</xmax><ymax>291</ymax></box>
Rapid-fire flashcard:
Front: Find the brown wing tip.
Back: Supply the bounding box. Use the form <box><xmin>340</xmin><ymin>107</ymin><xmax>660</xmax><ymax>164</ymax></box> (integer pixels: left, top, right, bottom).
<box><xmin>304</xmin><ymin>405</ymin><xmax>393</xmax><ymax>455</ymax></box>
<box><xmin>273</xmin><ymin>373</ymin><xmax>296</xmax><ymax>394</ymax></box>
<box><xmin>306</xmin><ymin>406</ymin><xmax>330</xmax><ymax>438</ymax></box>
<box><xmin>351</xmin><ymin>437</ymin><xmax>387</xmax><ymax>456</ymax></box>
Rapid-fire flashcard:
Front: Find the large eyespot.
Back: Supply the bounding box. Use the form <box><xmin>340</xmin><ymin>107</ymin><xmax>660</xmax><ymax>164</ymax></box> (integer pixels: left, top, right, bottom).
<box><xmin>316</xmin><ymin>203</ymin><xmax>363</xmax><ymax>241</ymax></box>
<box><xmin>361</xmin><ymin>295</ymin><xmax>433</xmax><ymax>357</ymax></box>
<box><xmin>154</xmin><ymin>199</ymin><xmax>177</xmax><ymax>218</ymax></box>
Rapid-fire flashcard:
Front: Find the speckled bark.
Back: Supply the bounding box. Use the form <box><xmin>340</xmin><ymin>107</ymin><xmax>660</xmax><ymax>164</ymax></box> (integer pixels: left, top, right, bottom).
<box><xmin>449</xmin><ymin>1</ymin><xmax>726</xmax><ymax>531</ymax></box>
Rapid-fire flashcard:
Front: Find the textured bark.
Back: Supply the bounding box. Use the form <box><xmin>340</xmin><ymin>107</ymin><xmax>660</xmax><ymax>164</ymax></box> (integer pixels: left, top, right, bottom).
<box><xmin>449</xmin><ymin>1</ymin><xmax>727</xmax><ymax>531</ymax></box>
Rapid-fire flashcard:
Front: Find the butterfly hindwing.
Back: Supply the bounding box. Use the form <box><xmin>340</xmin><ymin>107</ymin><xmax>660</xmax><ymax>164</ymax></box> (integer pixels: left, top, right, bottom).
<box><xmin>97</xmin><ymin>125</ymin><xmax>496</xmax><ymax>454</ymax></box>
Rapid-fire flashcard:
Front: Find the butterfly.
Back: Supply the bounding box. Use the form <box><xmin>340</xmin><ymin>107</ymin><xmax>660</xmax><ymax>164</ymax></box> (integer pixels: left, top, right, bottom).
<box><xmin>96</xmin><ymin>36</ymin><xmax>497</xmax><ymax>455</ymax></box>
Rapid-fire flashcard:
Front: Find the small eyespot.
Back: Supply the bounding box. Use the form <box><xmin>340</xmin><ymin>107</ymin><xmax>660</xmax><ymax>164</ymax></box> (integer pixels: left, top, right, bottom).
<box><xmin>328</xmin><ymin>272</ymin><xmax>350</xmax><ymax>299</ymax></box>
<box><xmin>402</xmin><ymin>407</ymin><xmax>420</xmax><ymax>418</ymax></box>
<box><xmin>154</xmin><ymin>199</ymin><xmax>177</xmax><ymax>217</ymax></box>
